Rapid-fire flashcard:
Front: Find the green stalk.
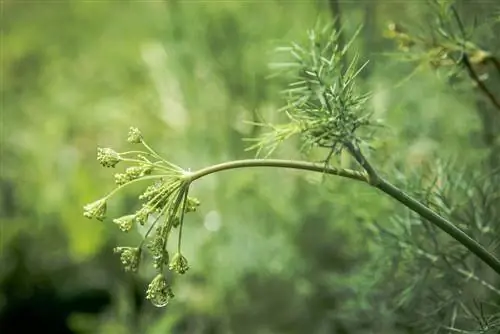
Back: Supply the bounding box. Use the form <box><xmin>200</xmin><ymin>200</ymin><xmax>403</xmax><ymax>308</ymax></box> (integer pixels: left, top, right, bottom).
<box><xmin>188</xmin><ymin>159</ymin><xmax>366</xmax><ymax>183</ymax></box>
<box><xmin>376</xmin><ymin>178</ymin><xmax>500</xmax><ymax>275</ymax></box>
<box><xmin>187</xmin><ymin>158</ymin><xmax>500</xmax><ymax>276</ymax></box>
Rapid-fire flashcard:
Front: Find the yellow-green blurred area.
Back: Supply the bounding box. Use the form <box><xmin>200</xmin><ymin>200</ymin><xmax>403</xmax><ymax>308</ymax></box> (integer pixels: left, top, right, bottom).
<box><xmin>2</xmin><ymin>1</ymin><xmax>499</xmax><ymax>333</ymax></box>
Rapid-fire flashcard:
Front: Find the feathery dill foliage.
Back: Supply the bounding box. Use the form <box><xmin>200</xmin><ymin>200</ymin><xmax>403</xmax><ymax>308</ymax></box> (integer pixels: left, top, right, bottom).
<box><xmin>375</xmin><ymin>1</ymin><xmax>500</xmax><ymax>331</ymax></box>
<box><xmin>365</xmin><ymin>160</ymin><xmax>500</xmax><ymax>333</ymax></box>
<box><xmin>384</xmin><ymin>0</ymin><xmax>500</xmax><ymax>110</ymax></box>
<box><xmin>246</xmin><ymin>22</ymin><xmax>379</xmax><ymax>163</ymax></box>
<box><xmin>83</xmin><ymin>127</ymin><xmax>200</xmax><ymax>307</ymax></box>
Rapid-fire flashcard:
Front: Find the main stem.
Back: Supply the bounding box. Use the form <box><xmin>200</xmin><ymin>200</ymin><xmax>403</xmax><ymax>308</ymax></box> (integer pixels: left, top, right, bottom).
<box><xmin>187</xmin><ymin>158</ymin><xmax>500</xmax><ymax>276</ymax></box>
<box><xmin>376</xmin><ymin>178</ymin><xmax>500</xmax><ymax>276</ymax></box>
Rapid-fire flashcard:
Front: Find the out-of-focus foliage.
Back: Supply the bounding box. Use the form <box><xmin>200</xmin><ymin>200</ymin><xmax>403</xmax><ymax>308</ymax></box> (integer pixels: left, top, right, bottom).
<box><xmin>2</xmin><ymin>0</ymin><xmax>500</xmax><ymax>333</ymax></box>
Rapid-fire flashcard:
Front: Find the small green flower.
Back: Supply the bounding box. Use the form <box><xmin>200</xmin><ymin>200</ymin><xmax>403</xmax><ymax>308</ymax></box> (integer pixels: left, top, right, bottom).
<box><xmin>126</xmin><ymin>166</ymin><xmax>152</xmax><ymax>179</ymax></box>
<box><xmin>127</xmin><ymin>127</ymin><xmax>143</xmax><ymax>144</ymax></box>
<box><xmin>147</xmin><ymin>227</ymin><xmax>170</xmax><ymax>270</ymax></box>
<box><xmin>126</xmin><ymin>166</ymin><xmax>142</xmax><ymax>179</ymax></box>
<box><xmin>83</xmin><ymin>198</ymin><xmax>107</xmax><ymax>221</ymax></box>
<box><xmin>114</xmin><ymin>173</ymin><xmax>129</xmax><ymax>186</ymax></box>
<box><xmin>171</xmin><ymin>216</ymin><xmax>180</xmax><ymax>228</ymax></box>
<box><xmin>115</xmin><ymin>166</ymin><xmax>153</xmax><ymax>186</ymax></box>
<box><xmin>113</xmin><ymin>215</ymin><xmax>135</xmax><ymax>232</ymax></box>
<box><xmin>113</xmin><ymin>246</ymin><xmax>141</xmax><ymax>272</ymax></box>
<box><xmin>134</xmin><ymin>204</ymin><xmax>154</xmax><ymax>225</ymax></box>
<box><xmin>152</xmin><ymin>249</ymin><xmax>170</xmax><ymax>270</ymax></box>
<box><xmin>139</xmin><ymin>180</ymin><xmax>165</xmax><ymax>201</ymax></box>
<box><xmin>146</xmin><ymin>274</ymin><xmax>174</xmax><ymax>307</ymax></box>
<box><xmin>185</xmin><ymin>196</ymin><xmax>201</xmax><ymax>213</ymax></box>
<box><xmin>97</xmin><ymin>147</ymin><xmax>122</xmax><ymax>168</ymax></box>
<box><xmin>169</xmin><ymin>252</ymin><xmax>189</xmax><ymax>274</ymax></box>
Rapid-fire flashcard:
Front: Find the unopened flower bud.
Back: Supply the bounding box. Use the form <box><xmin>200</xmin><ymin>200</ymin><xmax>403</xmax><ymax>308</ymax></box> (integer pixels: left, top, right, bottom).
<box><xmin>169</xmin><ymin>252</ymin><xmax>189</xmax><ymax>274</ymax></box>
<box><xmin>113</xmin><ymin>246</ymin><xmax>141</xmax><ymax>272</ymax></box>
<box><xmin>113</xmin><ymin>215</ymin><xmax>135</xmax><ymax>232</ymax></box>
<box><xmin>146</xmin><ymin>274</ymin><xmax>174</xmax><ymax>307</ymax></box>
<box><xmin>83</xmin><ymin>198</ymin><xmax>107</xmax><ymax>221</ymax></box>
<box><xmin>185</xmin><ymin>196</ymin><xmax>200</xmax><ymax>213</ymax></box>
<box><xmin>97</xmin><ymin>147</ymin><xmax>121</xmax><ymax>168</ymax></box>
<box><xmin>127</xmin><ymin>127</ymin><xmax>143</xmax><ymax>144</ymax></box>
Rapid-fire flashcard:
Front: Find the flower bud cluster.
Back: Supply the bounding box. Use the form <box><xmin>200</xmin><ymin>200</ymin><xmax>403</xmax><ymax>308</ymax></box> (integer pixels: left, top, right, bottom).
<box><xmin>83</xmin><ymin>126</ymin><xmax>200</xmax><ymax>307</ymax></box>
<box><xmin>114</xmin><ymin>165</ymin><xmax>153</xmax><ymax>186</ymax></box>
<box><xmin>113</xmin><ymin>247</ymin><xmax>141</xmax><ymax>272</ymax></box>
<box><xmin>146</xmin><ymin>274</ymin><xmax>174</xmax><ymax>307</ymax></box>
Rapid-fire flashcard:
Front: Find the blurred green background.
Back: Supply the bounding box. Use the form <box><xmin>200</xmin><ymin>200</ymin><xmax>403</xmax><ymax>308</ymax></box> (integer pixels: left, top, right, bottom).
<box><xmin>2</xmin><ymin>1</ymin><xmax>500</xmax><ymax>333</ymax></box>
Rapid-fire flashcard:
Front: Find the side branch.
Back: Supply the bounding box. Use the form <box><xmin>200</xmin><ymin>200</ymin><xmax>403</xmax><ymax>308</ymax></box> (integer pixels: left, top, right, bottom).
<box><xmin>188</xmin><ymin>159</ymin><xmax>366</xmax><ymax>183</ymax></box>
<box><xmin>344</xmin><ymin>141</ymin><xmax>380</xmax><ymax>186</ymax></box>
<box><xmin>187</xmin><ymin>158</ymin><xmax>500</xmax><ymax>276</ymax></box>
<box><xmin>462</xmin><ymin>54</ymin><xmax>500</xmax><ymax>111</ymax></box>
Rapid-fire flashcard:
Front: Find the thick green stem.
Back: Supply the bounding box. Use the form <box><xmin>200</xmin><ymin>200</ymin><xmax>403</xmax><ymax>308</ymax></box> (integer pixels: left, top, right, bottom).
<box><xmin>376</xmin><ymin>178</ymin><xmax>500</xmax><ymax>276</ymax></box>
<box><xmin>344</xmin><ymin>141</ymin><xmax>380</xmax><ymax>185</ymax></box>
<box><xmin>188</xmin><ymin>159</ymin><xmax>366</xmax><ymax>183</ymax></box>
<box><xmin>186</xmin><ymin>158</ymin><xmax>500</xmax><ymax>276</ymax></box>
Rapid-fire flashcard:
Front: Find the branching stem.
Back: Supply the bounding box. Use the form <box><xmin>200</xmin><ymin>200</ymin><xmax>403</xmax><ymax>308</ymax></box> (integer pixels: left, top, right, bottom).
<box><xmin>461</xmin><ymin>53</ymin><xmax>500</xmax><ymax>111</ymax></box>
<box><xmin>344</xmin><ymin>141</ymin><xmax>380</xmax><ymax>185</ymax></box>
<box><xmin>186</xmin><ymin>158</ymin><xmax>500</xmax><ymax>276</ymax></box>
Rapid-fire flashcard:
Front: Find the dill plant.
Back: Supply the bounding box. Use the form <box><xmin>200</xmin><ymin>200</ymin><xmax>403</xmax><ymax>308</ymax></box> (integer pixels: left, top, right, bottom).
<box><xmin>372</xmin><ymin>0</ymin><xmax>500</xmax><ymax>332</ymax></box>
<box><xmin>84</xmin><ymin>3</ymin><xmax>500</xmax><ymax>331</ymax></box>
